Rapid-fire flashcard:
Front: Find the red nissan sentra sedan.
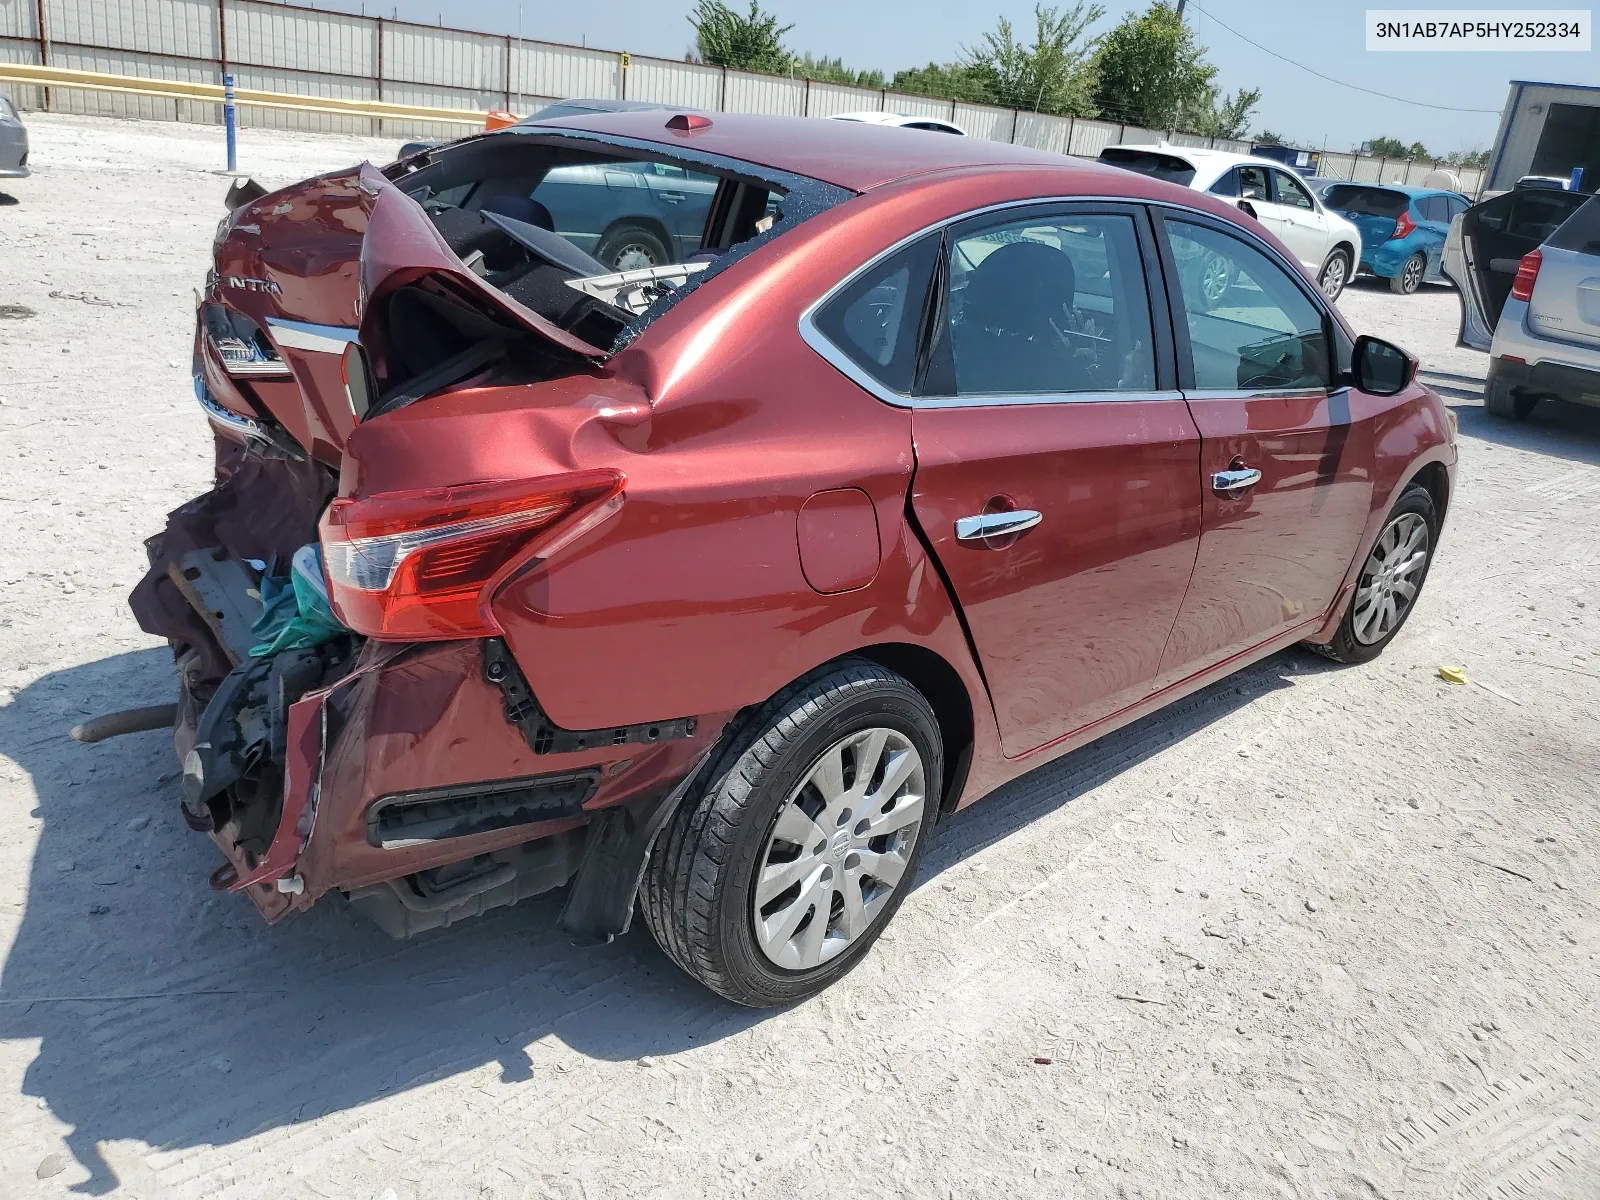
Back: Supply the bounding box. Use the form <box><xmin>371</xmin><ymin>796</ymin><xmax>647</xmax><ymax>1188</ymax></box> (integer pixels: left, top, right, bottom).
<box><xmin>128</xmin><ymin>112</ymin><xmax>1455</xmax><ymax>1006</ymax></box>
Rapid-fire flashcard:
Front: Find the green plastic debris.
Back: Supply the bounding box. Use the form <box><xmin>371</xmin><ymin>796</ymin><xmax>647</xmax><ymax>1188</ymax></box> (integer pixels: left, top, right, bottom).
<box><xmin>249</xmin><ymin>544</ymin><xmax>346</xmax><ymax>658</ymax></box>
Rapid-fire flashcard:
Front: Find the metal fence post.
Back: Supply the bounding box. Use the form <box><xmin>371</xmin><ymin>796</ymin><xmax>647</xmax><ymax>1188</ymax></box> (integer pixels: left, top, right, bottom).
<box><xmin>1009</xmin><ymin>108</ymin><xmax>1019</xmax><ymax>144</ymax></box>
<box><xmin>719</xmin><ymin>65</ymin><xmax>727</xmax><ymax>112</ymax></box>
<box><xmin>375</xmin><ymin>16</ymin><xmax>384</xmax><ymax>138</ymax></box>
<box><xmin>35</xmin><ymin>0</ymin><xmax>50</xmax><ymax>110</ymax></box>
<box><xmin>223</xmin><ymin>72</ymin><xmax>237</xmax><ymax>171</ymax></box>
<box><xmin>504</xmin><ymin>36</ymin><xmax>512</xmax><ymax>111</ymax></box>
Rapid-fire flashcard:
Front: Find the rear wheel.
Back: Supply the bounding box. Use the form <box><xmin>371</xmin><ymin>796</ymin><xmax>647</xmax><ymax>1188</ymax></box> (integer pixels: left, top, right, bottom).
<box><xmin>1485</xmin><ymin>372</ymin><xmax>1539</xmax><ymax>420</ymax></box>
<box><xmin>1318</xmin><ymin>249</ymin><xmax>1351</xmax><ymax>302</ymax></box>
<box><xmin>642</xmin><ymin>661</ymin><xmax>941</xmax><ymax>1007</ymax></box>
<box><xmin>1390</xmin><ymin>252</ymin><xmax>1426</xmax><ymax>295</ymax></box>
<box><xmin>1305</xmin><ymin>485</ymin><xmax>1437</xmax><ymax>665</ymax></box>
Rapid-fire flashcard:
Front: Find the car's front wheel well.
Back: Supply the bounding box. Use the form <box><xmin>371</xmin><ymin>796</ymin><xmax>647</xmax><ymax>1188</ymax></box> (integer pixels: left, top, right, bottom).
<box><xmin>1409</xmin><ymin>461</ymin><xmax>1450</xmax><ymax>524</ymax></box>
<box><xmin>1331</xmin><ymin>241</ymin><xmax>1356</xmax><ymax>267</ymax></box>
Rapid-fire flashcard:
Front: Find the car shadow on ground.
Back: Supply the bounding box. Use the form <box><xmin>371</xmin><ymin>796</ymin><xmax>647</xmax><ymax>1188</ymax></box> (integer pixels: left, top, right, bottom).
<box><xmin>1449</xmin><ymin>395</ymin><xmax>1600</xmax><ymax>466</ymax></box>
<box><xmin>0</xmin><ymin>643</ymin><xmax>1328</xmax><ymax>1191</ymax></box>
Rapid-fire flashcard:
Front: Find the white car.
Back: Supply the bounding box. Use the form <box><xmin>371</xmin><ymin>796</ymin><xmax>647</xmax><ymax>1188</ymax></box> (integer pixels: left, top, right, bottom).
<box><xmin>1098</xmin><ymin>144</ymin><xmax>1364</xmax><ymax>301</ymax></box>
<box><xmin>827</xmin><ymin>111</ymin><xmax>966</xmax><ymax>136</ymax></box>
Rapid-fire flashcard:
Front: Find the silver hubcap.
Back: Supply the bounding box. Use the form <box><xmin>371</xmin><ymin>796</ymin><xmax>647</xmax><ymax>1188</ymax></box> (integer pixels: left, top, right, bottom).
<box><xmin>1403</xmin><ymin>256</ymin><xmax>1423</xmax><ymax>290</ymax></box>
<box><xmin>612</xmin><ymin>243</ymin><xmax>659</xmax><ymax>271</ymax></box>
<box><xmin>1322</xmin><ymin>255</ymin><xmax>1346</xmax><ymax>297</ymax></box>
<box><xmin>752</xmin><ymin>728</ymin><xmax>926</xmax><ymax>971</ymax></box>
<box><xmin>1201</xmin><ymin>253</ymin><xmax>1231</xmax><ymax>303</ymax></box>
<box><xmin>1353</xmin><ymin>512</ymin><xmax>1429</xmax><ymax>644</ymax></box>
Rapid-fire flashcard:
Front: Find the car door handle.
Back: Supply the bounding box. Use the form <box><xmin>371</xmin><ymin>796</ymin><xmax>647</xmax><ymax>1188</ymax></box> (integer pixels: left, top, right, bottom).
<box><xmin>1211</xmin><ymin>467</ymin><xmax>1263</xmax><ymax>496</ymax></box>
<box><xmin>955</xmin><ymin>510</ymin><xmax>1042</xmax><ymax>541</ymax></box>
<box><xmin>659</xmin><ymin>190</ymin><xmax>685</xmax><ymax>203</ymax></box>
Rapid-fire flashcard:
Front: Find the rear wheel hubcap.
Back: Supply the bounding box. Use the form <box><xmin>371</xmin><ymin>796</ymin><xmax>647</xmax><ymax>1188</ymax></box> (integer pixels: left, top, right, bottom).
<box><xmin>751</xmin><ymin>728</ymin><xmax>925</xmax><ymax>971</ymax></box>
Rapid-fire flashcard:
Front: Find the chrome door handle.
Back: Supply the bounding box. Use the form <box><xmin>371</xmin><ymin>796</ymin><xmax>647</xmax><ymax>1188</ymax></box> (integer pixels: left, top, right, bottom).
<box><xmin>955</xmin><ymin>510</ymin><xmax>1042</xmax><ymax>541</ymax></box>
<box><xmin>1211</xmin><ymin>466</ymin><xmax>1263</xmax><ymax>496</ymax></box>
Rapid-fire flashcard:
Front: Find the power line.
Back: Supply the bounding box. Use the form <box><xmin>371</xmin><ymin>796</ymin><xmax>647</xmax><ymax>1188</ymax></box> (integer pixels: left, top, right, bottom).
<box><xmin>1189</xmin><ymin>2</ymin><xmax>1503</xmax><ymax>114</ymax></box>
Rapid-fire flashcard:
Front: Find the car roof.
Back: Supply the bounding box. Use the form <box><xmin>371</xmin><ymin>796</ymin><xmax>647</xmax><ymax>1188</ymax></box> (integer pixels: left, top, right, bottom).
<box><xmin>515</xmin><ymin>110</ymin><xmax>1085</xmax><ymax>191</ymax></box>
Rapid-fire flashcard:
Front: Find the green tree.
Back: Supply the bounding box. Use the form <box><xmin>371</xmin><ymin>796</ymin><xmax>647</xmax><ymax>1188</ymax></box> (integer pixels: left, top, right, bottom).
<box><xmin>794</xmin><ymin>53</ymin><xmax>886</xmax><ymax>88</ymax></box>
<box><xmin>1367</xmin><ymin>135</ymin><xmax>1430</xmax><ymax>159</ymax></box>
<box><xmin>1092</xmin><ymin>2</ymin><xmax>1215</xmax><ymax>129</ymax></box>
<box><xmin>1445</xmin><ymin>147</ymin><xmax>1490</xmax><ymax>169</ymax></box>
<box><xmin>689</xmin><ymin>0</ymin><xmax>794</xmax><ymax>74</ymax></box>
<box><xmin>890</xmin><ymin>62</ymin><xmax>997</xmax><ymax>105</ymax></box>
<box><xmin>961</xmin><ymin>3</ymin><xmax>1104</xmax><ymax>116</ymax></box>
<box><xmin>1254</xmin><ymin>128</ymin><xmax>1287</xmax><ymax>145</ymax></box>
<box><xmin>1183</xmin><ymin>85</ymin><xmax>1261</xmax><ymax>139</ymax></box>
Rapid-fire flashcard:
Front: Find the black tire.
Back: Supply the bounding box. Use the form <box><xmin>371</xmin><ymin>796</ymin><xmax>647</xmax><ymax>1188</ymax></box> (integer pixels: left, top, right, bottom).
<box><xmin>641</xmin><ymin>660</ymin><xmax>942</xmax><ymax>1007</ymax></box>
<box><xmin>1305</xmin><ymin>484</ymin><xmax>1438</xmax><ymax>665</ymax></box>
<box><xmin>1485</xmin><ymin>373</ymin><xmax>1539</xmax><ymax>420</ymax></box>
<box><xmin>1390</xmin><ymin>252</ymin><xmax>1426</xmax><ymax>295</ymax></box>
<box><xmin>1318</xmin><ymin>248</ymin><xmax>1351</xmax><ymax>302</ymax></box>
<box><xmin>595</xmin><ymin>223</ymin><xmax>672</xmax><ymax>271</ymax></box>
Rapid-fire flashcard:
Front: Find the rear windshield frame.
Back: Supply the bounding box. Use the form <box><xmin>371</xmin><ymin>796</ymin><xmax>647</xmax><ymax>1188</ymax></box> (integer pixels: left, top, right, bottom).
<box><xmin>1323</xmin><ymin>185</ymin><xmax>1411</xmax><ymax>218</ymax></box>
<box><xmin>388</xmin><ymin>126</ymin><xmax>854</xmax><ymax>353</ymax></box>
<box><xmin>1097</xmin><ymin>148</ymin><xmax>1198</xmax><ymax>188</ymax></box>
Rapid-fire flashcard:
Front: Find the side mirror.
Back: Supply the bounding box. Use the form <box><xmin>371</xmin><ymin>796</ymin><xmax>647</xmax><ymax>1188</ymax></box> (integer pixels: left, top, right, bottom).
<box><xmin>1351</xmin><ymin>335</ymin><xmax>1416</xmax><ymax>396</ymax></box>
<box><xmin>1236</xmin><ymin>199</ymin><xmax>1256</xmax><ymax>220</ymax></box>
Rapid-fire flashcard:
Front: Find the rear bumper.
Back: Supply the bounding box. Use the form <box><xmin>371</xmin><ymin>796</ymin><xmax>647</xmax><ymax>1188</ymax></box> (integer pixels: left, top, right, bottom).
<box><xmin>1487</xmin><ymin>354</ymin><xmax>1600</xmax><ymax>409</ymax></box>
<box><xmin>221</xmin><ymin>639</ymin><xmax>731</xmax><ymax>926</ymax></box>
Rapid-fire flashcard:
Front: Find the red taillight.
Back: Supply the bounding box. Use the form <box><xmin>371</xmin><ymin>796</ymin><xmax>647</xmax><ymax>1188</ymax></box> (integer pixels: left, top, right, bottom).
<box><xmin>1389</xmin><ymin>208</ymin><xmax>1416</xmax><ymax>240</ymax></box>
<box><xmin>1510</xmin><ymin>249</ymin><xmax>1542</xmax><ymax>302</ymax></box>
<box><xmin>319</xmin><ymin>470</ymin><xmax>624</xmax><ymax>640</ymax></box>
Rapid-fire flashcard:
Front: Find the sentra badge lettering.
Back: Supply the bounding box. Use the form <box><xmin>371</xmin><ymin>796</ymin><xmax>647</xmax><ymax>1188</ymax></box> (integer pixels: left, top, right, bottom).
<box><xmin>225</xmin><ymin>275</ymin><xmax>282</xmax><ymax>295</ymax></box>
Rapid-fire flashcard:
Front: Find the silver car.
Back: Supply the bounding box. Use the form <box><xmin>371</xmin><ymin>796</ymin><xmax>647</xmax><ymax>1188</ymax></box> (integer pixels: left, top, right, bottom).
<box><xmin>0</xmin><ymin>94</ymin><xmax>27</xmax><ymax>179</ymax></box>
<box><xmin>1443</xmin><ymin>188</ymin><xmax>1600</xmax><ymax>419</ymax></box>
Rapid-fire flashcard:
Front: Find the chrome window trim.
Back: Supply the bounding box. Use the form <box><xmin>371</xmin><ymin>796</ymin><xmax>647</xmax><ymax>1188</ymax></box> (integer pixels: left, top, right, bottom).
<box><xmin>797</xmin><ymin>193</ymin><xmax>1323</xmax><ymax>411</ymax></box>
<box><xmin>264</xmin><ymin>317</ymin><xmax>361</xmax><ymax>354</ymax></box>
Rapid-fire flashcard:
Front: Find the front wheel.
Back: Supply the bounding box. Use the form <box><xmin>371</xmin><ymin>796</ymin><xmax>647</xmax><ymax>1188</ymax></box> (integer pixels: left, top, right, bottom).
<box><xmin>1390</xmin><ymin>252</ymin><xmax>1426</xmax><ymax>295</ymax></box>
<box><xmin>642</xmin><ymin>661</ymin><xmax>942</xmax><ymax>1007</ymax></box>
<box><xmin>1305</xmin><ymin>484</ymin><xmax>1438</xmax><ymax>665</ymax></box>
<box><xmin>1318</xmin><ymin>249</ymin><xmax>1351</xmax><ymax>302</ymax></box>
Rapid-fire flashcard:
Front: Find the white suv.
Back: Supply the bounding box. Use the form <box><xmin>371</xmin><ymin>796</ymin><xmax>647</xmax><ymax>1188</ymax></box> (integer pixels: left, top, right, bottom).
<box><xmin>1098</xmin><ymin>144</ymin><xmax>1364</xmax><ymax>301</ymax></box>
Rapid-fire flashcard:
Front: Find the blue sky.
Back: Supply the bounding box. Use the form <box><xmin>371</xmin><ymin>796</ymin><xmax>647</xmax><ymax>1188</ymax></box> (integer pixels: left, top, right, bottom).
<box><xmin>313</xmin><ymin>0</ymin><xmax>1599</xmax><ymax>154</ymax></box>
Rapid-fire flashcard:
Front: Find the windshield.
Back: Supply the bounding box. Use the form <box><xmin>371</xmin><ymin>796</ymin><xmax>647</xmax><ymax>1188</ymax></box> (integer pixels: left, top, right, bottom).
<box><xmin>1324</xmin><ymin>186</ymin><xmax>1410</xmax><ymax>218</ymax></box>
<box><xmin>1097</xmin><ymin>148</ymin><xmax>1197</xmax><ymax>187</ymax></box>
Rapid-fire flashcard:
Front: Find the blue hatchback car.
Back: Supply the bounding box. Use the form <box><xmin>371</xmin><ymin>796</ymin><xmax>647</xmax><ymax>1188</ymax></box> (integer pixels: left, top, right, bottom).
<box><xmin>1322</xmin><ymin>184</ymin><xmax>1472</xmax><ymax>294</ymax></box>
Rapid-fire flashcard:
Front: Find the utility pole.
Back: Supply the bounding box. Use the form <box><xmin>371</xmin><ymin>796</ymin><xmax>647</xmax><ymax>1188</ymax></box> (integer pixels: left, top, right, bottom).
<box><xmin>1176</xmin><ymin>0</ymin><xmax>1187</xmax><ymax>16</ymax></box>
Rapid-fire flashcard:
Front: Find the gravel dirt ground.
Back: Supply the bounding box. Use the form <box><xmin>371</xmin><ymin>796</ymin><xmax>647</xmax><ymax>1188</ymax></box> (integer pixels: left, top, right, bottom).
<box><xmin>1</xmin><ymin>114</ymin><xmax>1597</xmax><ymax>1200</ymax></box>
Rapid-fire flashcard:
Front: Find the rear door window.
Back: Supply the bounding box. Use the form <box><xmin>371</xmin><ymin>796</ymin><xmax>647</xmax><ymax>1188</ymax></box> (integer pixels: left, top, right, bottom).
<box><xmin>926</xmin><ymin>210</ymin><xmax>1157</xmax><ymax>396</ymax></box>
<box><xmin>1418</xmin><ymin>196</ymin><xmax>1449</xmax><ymax>223</ymax></box>
<box><xmin>1237</xmin><ymin>165</ymin><xmax>1272</xmax><ymax>202</ymax></box>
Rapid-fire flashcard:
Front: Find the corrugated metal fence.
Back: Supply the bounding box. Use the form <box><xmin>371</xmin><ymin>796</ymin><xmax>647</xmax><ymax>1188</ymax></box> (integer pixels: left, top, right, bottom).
<box><xmin>0</xmin><ymin>0</ymin><xmax>1486</xmax><ymax>194</ymax></box>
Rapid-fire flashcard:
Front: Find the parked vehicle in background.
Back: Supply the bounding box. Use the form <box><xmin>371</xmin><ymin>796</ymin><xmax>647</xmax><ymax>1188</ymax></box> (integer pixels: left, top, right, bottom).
<box><xmin>123</xmin><ymin>112</ymin><xmax>1455</xmax><ymax>1007</ymax></box>
<box><xmin>1444</xmin><ymin>191</ymin><xmax>1600</xmax><ymax>419</ymax></box>
<box><xmin>1322</xmin><ymin>184</ymin><xmax>1470</xmax><ymax>295</ymax></box>
<box><xmin>1250</xmin><ymin>143</ymin><xmax>1321</xmax><ymax>178</ymax></box>
<box><xmin>0</xmin><ymin>93</ymin><xmax>28</xmax><ymax>179</ymax></box>
<box><xmin>1098</xmin><ymin>144</ymin><xmax>1363</xmax><ymax>300</ymax></box>
<box><xmin>827</xmin><ymin>111</ymin><xmax>966</xmax><ymax>135</ymax></box>
<box><xmin>399</xmin><ymin>100</ymin><xmax>719</xmax><ymax>270</ymax></box>
<box><xmin>1442</xmin><ymin>183</ymin><xmax>1590</xmax><ymax>350</ymax></box>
